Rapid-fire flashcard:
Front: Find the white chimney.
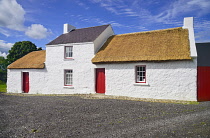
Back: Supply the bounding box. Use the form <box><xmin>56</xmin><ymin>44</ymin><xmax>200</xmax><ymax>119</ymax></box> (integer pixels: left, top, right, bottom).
<box><xmin>63</xmin><ymin>24</ymin><xmax>76</xmax><ymax>34</ymax></box>
<box><xmin>183</xmin><ymin>17</ymin><xmax>193</xmax><ymax>28</ymax></box>
<box><xmin>182</xmin><ymin>17</ymin><xmax>197</xmax><ymax>57</ymax></box>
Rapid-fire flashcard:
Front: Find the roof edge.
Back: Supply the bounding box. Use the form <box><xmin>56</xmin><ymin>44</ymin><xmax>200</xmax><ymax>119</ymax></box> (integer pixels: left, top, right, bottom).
<box><xmin>116</xmin><ymin>27</ymin><xmax>183</xmax><ymax>37</ymax></box>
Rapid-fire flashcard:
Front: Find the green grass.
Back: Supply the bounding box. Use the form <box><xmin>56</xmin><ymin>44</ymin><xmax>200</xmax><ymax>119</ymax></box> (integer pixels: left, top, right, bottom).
<box><xmin>0</xmin><ymin>83</ymin><xmax>6</xmax><ymax>92</ymax></box>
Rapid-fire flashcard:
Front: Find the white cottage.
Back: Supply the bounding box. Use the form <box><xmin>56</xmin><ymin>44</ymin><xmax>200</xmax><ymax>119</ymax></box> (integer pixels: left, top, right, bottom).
<box><xmin>7</xmin><ymin>17</ymin><xmax>198</xmax><ymax>101</ymax></box>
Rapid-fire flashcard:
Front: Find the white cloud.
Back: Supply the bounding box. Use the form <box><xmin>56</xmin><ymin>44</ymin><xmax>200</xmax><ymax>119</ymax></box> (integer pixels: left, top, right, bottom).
<box><xmin>0</xmin><ymin>40</ymin><xmax>13</xmax><ymax>53</ymax></box>
<box><xmin>195</xmin><ymin>30</ymin><xmax>210</xmax><ymax>42</ymax></box>
<box><xmin>154</xmin><ymin>0</ymin><xmax>210</xmax><ymax>23</ymax></box>
<box><xmin>25</xmin><ymin>24</ymin><xmax>51</xmax><ymax>39</ymax></box>
<box><xmin>187</xmin><ymin>0</ymin><xmax>210</xmax><ymax>15</ymax></box>
<box><xmin>89</xmin><ymin>0</ymin><xmax>124</xmax><ymax>15</ymax></box>
<box><xmin>0</xmin><ymin>51</ymin><xmax>7</xmax><ymax>58</ymax></box>
<box><xmin>75</xmin><ymin>0</ymin><xmax>89</xmax><ymax>10</ymax></box>
<box><xmin>0</xmin><ymin>0</ymin><xmax>51</xmax><ymax>39</ymax></box>
<box><xmin>0</xmin><ymin>0</ymin><xmax>25</xmax><ymax>31</ymax></box>
<box><xmin>0</xmin><ymin>28</ymin><xmax>10</xmax><ymax>37</ymax></box>
<box><xmin>194</xmin><ymin>19</ymin><xmax>210</xmax><ymax>42</ymax></box>
<box><xmin>71</xmin><ymin>14</ymin><xmax>147</xmax><ymax>32</ymax></box>
<box><xmin>194</xmin><ymin>19</ymin><xmax>210</xmax><ymax>30</ymax></box>
<box><xmin>89</xmin><ymin>0</ymin><xmax>210</xmax><ymax>27</ymax></box>
<box><xmin>123</xmin><ymin>8</ymin><xmax>138</xmax><ymax>17</ymax></box>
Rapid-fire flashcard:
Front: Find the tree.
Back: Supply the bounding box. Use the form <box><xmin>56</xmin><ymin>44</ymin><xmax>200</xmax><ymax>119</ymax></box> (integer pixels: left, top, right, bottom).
<box><xmin>0</xmin><ymin>56</ymin><xmax>7</xmax><ymax>82</ymax></box>
<box><xmin>7</xmin><ymin>41</ymin><xmax>42</xmax><ymax>64</ymax></box>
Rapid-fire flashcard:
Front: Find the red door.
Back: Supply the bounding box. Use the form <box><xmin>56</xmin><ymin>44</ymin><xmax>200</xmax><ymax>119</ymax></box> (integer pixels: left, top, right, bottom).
<box><xmin>23</xmin><ymin>72</ymin><xmax>29</xmax><ymax>93</ymax></box>
<box><xmin>96</xmin><ymin>68</ymin><xmax>105</xmax><ymax>93</ymax></box>
<box><xmin>197</xmin><ymin>67</ymin><xmax>210</xmax><ymax>101</ymax></box>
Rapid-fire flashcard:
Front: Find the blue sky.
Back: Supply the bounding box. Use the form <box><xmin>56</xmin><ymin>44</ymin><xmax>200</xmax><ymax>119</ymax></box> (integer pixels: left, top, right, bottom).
<box><xmin>0</xmin><ymin>0</ymin><xmax>210</xmax><ymax>57</ymax></box>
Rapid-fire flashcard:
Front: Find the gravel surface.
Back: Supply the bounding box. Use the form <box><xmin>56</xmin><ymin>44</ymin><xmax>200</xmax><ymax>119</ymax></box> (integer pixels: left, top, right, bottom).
<box><xmin>0</xmin><ymin>92</ymin><xmax>210</xmax><ymax>138</ymax></box>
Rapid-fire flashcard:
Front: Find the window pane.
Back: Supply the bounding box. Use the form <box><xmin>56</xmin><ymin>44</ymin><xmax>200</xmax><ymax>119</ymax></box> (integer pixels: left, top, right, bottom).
<box><xmin>67</xmin><ymin>78</ymin><xmax>70</xmax><ymax>85</ymax></box>
<box><xmin>137</xmin><ymin>76</ymin><xmax>140</xmax><ymax>82</ymax></box>
<box><xmin>140</xmin><ymin>72</ymin><xmax>143</xmax><ymax>76</ymax></box>
<box><xmin>140</xmin><ymin>67</ymin><xmax>143</xmax><ymax>71</ymax></box>
<box><xmin>140</xmin><ymin>77</ymin><xmax>143</xmax><ymax>81</ymax></box>
<box><xmin>65</xmin><ymin>49</ymin><xmax>68</xmax><ymax>57</ymax></box>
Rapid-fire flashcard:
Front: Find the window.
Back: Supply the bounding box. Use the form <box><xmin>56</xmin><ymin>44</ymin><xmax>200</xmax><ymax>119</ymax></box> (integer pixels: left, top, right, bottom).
<box><xmin>136</xmin><ymin>66</ymin><xmax>146</xmax><ymax>83</ymax></box>
<box><xmin>64</xmin><ymin>70</ymin><xmax>73</xmax><ymax>86</ymax></box>
<box><xmin>65</xmin><ymin>46</ymin><xmax>73</xmax><ymax>58</ymax></box>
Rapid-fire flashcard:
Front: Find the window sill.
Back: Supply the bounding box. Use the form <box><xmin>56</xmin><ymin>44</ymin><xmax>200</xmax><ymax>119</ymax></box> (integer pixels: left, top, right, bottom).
<box><xmin>63</xmin><ymin>86</ymin><xmax>74</xmax><ymax>89</ymax></box>
<box><xmin>64</xmin><ymin>58</ymin><xmax>74</xmax><ymax>61</ymax></box>
<box><xmin>133</xmin><ymin>83</ymin><xmax>149</xmax><ymax>86</ymax></box>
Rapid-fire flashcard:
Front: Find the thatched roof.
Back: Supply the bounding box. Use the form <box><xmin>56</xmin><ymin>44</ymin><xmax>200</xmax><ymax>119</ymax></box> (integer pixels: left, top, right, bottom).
<box><xmin>47</xmin><ymin>25</ymin><xmax>109</xmax><ymax>45</ymax></box>
<box><xmin>8</xmin><ymin>50</ymin><xmax>46</xmax><ymax>69</ymax></box>
<box><xmin>92</xmin><ymin>27</ymin><xmax>191</xmax><ymax>63</ymax></box>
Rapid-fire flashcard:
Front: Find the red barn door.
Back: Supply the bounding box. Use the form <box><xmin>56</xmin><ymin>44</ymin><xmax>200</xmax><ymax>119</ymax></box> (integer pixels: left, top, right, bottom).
<box><xmin>95</xmin><ymin>68</ymin><xmax>105</xmax><ymax>93</ymax></box>
<box><xmin>22</xmin><ymin>72</ymin><xmax>29</xmax><ymax>93</ymax></box>
<box><xmin>197</xmin><ymin>67</ymin><xmax>210</xmax><ymax>101</ymax></box>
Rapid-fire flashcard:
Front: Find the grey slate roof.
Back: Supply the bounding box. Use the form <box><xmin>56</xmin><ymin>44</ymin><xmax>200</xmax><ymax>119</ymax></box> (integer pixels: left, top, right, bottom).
<box><xmin>47</xmin><ymin>24</ymin><xmax>110</xmax><ymax>45</ymax></box>
<box><xmin>196</xmin><ymin>42</ymin><xmax>210</xmax><ymax>66</ymax></box>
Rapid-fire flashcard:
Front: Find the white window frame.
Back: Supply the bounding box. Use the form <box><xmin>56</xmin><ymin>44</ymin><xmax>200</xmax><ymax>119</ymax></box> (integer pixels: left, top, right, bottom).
<box><xmin>136</xmin><ymin>65</ymin><xmax>146</xmax><ymax>83</ymax></box>
<box><xmin>64</xmin><ymin>46</ymin><xmax>73</xmax><ymax>59</ymax></box>
<box><xmin>64</xmin><ymin>69</ymin><xmax>73</xmax><ymax>86</ymax></box>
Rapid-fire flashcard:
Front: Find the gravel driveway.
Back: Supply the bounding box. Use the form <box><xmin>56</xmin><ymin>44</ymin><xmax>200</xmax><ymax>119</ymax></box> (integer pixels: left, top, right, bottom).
<box><xmin>0</xmin><ymin>92</ymin><xmax>210</xmax><ymax>138</ymax></box>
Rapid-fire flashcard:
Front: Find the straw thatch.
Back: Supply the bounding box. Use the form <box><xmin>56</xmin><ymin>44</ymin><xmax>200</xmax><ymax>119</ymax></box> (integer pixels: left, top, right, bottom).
<box><xmin>92</xmin><ymin>27</ymin><xmax>191</xmax><ymax>63</ymax></box>
<box><xmin>8</xmin><ymin>50</ymin><xmax>46</xmax><ymax>69</ymax></box>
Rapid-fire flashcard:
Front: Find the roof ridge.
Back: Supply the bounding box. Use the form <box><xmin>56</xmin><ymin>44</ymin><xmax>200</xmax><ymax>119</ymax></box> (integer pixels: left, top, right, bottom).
<box><xmin>75</xmin><ymin>24</ymin><xmax>110</xmax><ymax>31</ymax></box>
<box><xmin>31</xmin><ymin>50</ymin><xmax>46</xmax><ymax>52</ymax></box>
<box><xmin>116</xmin><ymin>27</ymin><xmax>183</xmax><ymax>37</ymax></box>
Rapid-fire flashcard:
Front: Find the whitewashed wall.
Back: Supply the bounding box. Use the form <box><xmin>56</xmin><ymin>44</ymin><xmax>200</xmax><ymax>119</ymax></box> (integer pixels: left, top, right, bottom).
<box><xmin>43</xmin><ymin>26</ymin><xmax>114</xmax><ymax>94</ymax></box>
<box><xmin>45</xmin><ymin>42</ymin><xmax>96</xmax><ymax>94</ymax></box>
<box><xmin>96</xmin><ymin>59</ymin><xmax>197</xmax><ymax>101</ymax></box>
<box><xmin>7</xmin><ymin>69</ymin><xmax>47</xmax><ymax>94</ymax></box>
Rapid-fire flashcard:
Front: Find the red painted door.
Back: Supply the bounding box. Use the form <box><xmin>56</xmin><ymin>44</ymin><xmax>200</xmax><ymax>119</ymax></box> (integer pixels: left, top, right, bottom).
<box><xmin>197</xmin><ymin>67</ymin><xmax>210</xmax><ymax>101</ymax></box>
<box><xmin>23</xmin><ymin>72</ymin><xmax>29</xmax><ymax>93</ymax></box>
<box><xmin>96</xmin><ymin>68</ymin><xmax>105</xmax><ymax>93</ymax></box>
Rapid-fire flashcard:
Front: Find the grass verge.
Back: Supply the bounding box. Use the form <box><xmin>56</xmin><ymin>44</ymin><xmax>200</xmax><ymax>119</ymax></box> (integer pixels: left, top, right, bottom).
<box><xmin>0</xmin><ymin>83</ymin><xmax>6</xmax><ymax>92</ymax></box>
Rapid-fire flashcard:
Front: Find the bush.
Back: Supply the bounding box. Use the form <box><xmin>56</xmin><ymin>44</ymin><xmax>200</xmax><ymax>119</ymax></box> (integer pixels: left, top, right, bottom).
<box><xmin>0</xmin><ymin>80</ymin><xmax>5</xmax><ymax>84</ymax></box>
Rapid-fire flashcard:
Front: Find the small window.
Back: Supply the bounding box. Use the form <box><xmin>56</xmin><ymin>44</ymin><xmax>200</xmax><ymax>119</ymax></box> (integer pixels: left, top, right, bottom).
<box><xmin>64</xmin><ymin>70</ymin><xmax>73</xmax><ymax>86</ymax></box>
<box><xmin>65</xmin><ymin>46</ymin><xmax>73</xmax><ymax>58</ymax></box>
<box><xmin>136</xmin><ymin>66</ymin><xmax>146</xmax><ymax>83</ymax></box>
